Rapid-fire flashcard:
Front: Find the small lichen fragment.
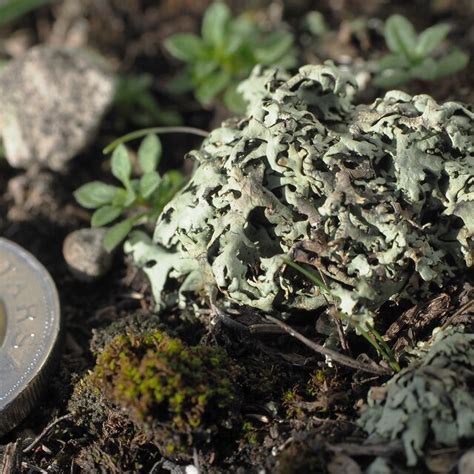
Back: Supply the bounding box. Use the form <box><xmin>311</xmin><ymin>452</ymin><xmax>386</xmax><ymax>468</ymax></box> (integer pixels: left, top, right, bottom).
<box><xmin>126</xmin><ymin>62</ymin><xmax>473</xmax><ymax>328</ymax></box>
<box><xmin>359</xmin><ymin>327</ymin><xmax>474</xmax><ymax>466</ymax></box>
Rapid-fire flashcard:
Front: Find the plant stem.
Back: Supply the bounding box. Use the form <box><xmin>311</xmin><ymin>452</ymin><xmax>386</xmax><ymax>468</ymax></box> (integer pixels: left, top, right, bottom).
<box><xmin>103</xmin><ymin>126</ymin><xmax>209</xmax><ymax>154</ymax></box>
<box><xmin>266</xmin><ymin>315</ymin><xmax>392</xmax><ymax>376</ymax></box>
<box><xmin>284</xmin><ymin>259</ymin><xmax>401</xmax><ymax>372</ymax></box>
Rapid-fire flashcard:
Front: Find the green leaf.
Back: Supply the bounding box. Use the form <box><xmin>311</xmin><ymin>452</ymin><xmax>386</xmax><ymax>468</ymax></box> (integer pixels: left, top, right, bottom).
<box><xmin>124</xmin><ymin>188</ymin><xmax>137</xmax><ymax>206</ymax></box>
<box><xmin>140</xmin><ymin>171</ymin><xmax>162</xmax><ymax>199</ymax></box>
<box><xmin>195</xmin><ymin>70</ymin><xmax>232</xmax><ymax>105</ymax></box>
<box><xmin>283</xmin><ymin>259</ymin><xmax>329</xmax><ymax>292</ymax></box>
<box><xmin>161</xmin><ymin>170</ymin><xmax>185</xmax><ymax>189</ymax></box>
<box><xmin>411</xmin><ymin>58</ymin><xmax>439</xmax><ymax>81</ymax></box>
<box><xmin>202</xmin><ymin>2</ymin><xmax>231</xmax><ymax>46</ymax></box>
<box><xmin>223</xmin><ymin>83</ymin><xmax>247</xmax><ymax>114</ymax></box>
<box><xmin>74</xmin><ymin>181</ymin><xmax>118</xmax><ymax>209</ymax></box>
<box><xmin>377</xmin><ymin>53</ymin><xmax>410</xmax><ymax>71</ymax></box>
<box><xmin>112</xmin><ymin>187</ymin><xmax>136</xmax><ymax>207</ymax></box>
<box><xmin>111</xmin><ymin>145</ymin><xmax>132</xmax><ymax>187</ymax></box>
<box><xmin>91</xmin><ymin>205</ymin><xmax>123</xmax><ymax>227</ymax></box>
<box><xmin>415</xmin><ymin>24</ymin><xmax>450</xmax><ymax>58</ymax></box>
<box><xmin>225</xmin><ymin>17</ymin><xmax>256</xmax><ymax>54</ymax></box>
<box><xmin>435</xmin><ymin>49</ymin><xmax>469</xmax><ymax>78</ymax></box>
<box><xmin>103</xmin><ymin>218</ymin><xmax>135</xmax><ymax>252</ymax></box>
<box><xmin>114</xmin><ymin>74</ymin><xmax>183</xmax><ymax>127</ymax></box>
<box><xmin>229</xmin><ymin>16</ymin><xmax>257</xmax><ymax>44</ymax></box>
<box><xmin>131</xmin><ymin>178</ymin><xmax>140</xmax><ymax>190</ymax></box>
<box><xmin>255</xmin><ymin>31</ymin><xmax>294</xmax><ymax>65</ymax></box>
<box><xmin>153</xmin><ymin>170</ymin><xmax>185</xmax><ymax>211</ymax></box>
<box><xmin>373</xmin><ymin>69</ymin><xmax>413</xmax><ymax>88</ymax></box>
<box><xmin>164</xmin><ymin>33</ymin><xmax>205</xmax><ymax>62</ymax></box>
<box><xmin>384</xmin><ymin>15</ymin><xmax>418</xmax><ymax>59</ymax></box>
<box><xmin>192</xmin><ymin>60</ymin><xmax>220</xmax><ymax>82</ymax></box>
<box><xmin>225</xmin><ymin>29</ymin><xmax>247</xmax><ymax>55</ymax></box>
<box><xmin>304</xmin><ymin>11</ymin><xmax>328</xmax><ymax>37</ymax></box>
<box><xmin>111</xmin><ymin>188</ymin><xmax>127</xmax><ymax>207</ymax></box>
<box><xmin>275</xmin><ymin>50</ymin><xmax>299</xmax><ymax>69</ymax></box>
<box><xmin>0</xmin><ymin>0</ymin><xmax>58</xmax><ymax>28</ymax></box>
<box><xmin>167</xmin><ymin>70</ymin><xmax>194</xmax><ymax>94</ymax></box>
<box><xmin>138</xmin><ymin>134</ymin><xmax>162</xmax><ymax>173</ymax></box>
<box><xmin>151</xmin><ymin>108</ymin><xmax>182</xmax><ymax>127</ymax></box>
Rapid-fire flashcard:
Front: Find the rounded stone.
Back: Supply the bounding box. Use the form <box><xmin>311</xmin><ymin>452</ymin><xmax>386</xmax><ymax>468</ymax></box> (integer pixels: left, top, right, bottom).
<box><xmin>459</xmin><ymin>450</ymin><xmax>474</xmax><ymax>474</ymax></box>
<box><xmin>63</xmin><ymin>228</ymin><xmax>113</xmax><ymax>282</ymax></box>
<box><xmin>0</xmin><ymin>238</ymin><xmax>61</xmax><ymax>437</ymax></box>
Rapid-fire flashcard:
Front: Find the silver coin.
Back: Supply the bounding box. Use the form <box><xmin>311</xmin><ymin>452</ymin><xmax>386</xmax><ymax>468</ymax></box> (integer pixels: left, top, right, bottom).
<box><xmin>0</xmin><ymin>238</ymin><xmax>60</xmax><ymax>437</ymax></box>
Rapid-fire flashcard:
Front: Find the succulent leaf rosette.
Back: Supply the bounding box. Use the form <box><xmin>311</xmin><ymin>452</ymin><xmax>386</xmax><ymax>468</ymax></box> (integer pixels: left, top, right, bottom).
<box><xmin>127</xmin><ymin>63</ymin><xmax>473</xmax><ymax>328</ymax></box>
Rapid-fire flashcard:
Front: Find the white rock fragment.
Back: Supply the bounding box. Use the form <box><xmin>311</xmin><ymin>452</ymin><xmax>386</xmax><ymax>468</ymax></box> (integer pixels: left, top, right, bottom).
<box><xmin>185</xmin><ymin>466</ymin><xmax>199</xmax><ymax>474</ymax></box>
<box><xmin>63</xmin><ymin>228</ymin><xmax>113</xmax><ymax>282</ymax></box>
<box><xmin>0</xmin><ymin>46</ymin><xmax>115</xmax><ymax>171</ymax></box>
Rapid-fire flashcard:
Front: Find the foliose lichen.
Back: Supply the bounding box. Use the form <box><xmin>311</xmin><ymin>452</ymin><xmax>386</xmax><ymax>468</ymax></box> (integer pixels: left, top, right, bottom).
<box><xmin>359</xmin><ymin>327</ymin><xmax>474</xmax><ymax>466</ymax></box>
<box><xmin>126</xmin><ymin>62</ymin><xmax>473</xmax><ymax>328</ymax></box>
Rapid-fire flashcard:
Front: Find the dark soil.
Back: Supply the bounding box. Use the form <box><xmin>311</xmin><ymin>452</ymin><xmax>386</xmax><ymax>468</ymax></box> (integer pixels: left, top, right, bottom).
<box><xmin>0</xmin><ymin>1</ymin><xmax>473</xmax><ymax>472</ymax></box>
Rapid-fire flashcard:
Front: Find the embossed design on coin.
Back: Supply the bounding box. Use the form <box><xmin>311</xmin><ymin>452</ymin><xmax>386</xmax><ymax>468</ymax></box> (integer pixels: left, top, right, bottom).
<box><xmin>0</xmin><ymin>238</ymin><xmax>60</xmax><ymax>437</ymax></box>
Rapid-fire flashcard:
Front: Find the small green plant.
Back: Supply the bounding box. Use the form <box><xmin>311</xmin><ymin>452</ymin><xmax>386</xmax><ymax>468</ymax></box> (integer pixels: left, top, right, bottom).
<box><xmin>375</xmin><ymin>14</ymin><xmax>469</xmax><ymax>88</ymax></box>
<box><xmin>164</xmin><ymin>2</ymin><xmax>296</xmax><ymax>112</ymax></box>
<box><xmin>303</xmin><ymin>11</ymin><xmax>328</xmax><ymax>37</ymax></box>
<box><xmin>74</xmin><ymin>134</ymin><xmax>184</xmax><ymax>252</ymax></box>
<box><xmin>242</xmin><ymin>421</ymin><xmax>258</xmax><ymax>446</ymax></box>
<box><xmin>286</xmin><ymin>260</ymin><xmax>400</xmax><ymax>372</ymax></box>
<box><xmin>0</xmin><ymin>0</ymin><xmax>58</xmax><ymax>27</ymax></box>
<box><xmin>113</xmin><ymin>74</ymin><xmax>182</xmax><ymax>128</ymax></box>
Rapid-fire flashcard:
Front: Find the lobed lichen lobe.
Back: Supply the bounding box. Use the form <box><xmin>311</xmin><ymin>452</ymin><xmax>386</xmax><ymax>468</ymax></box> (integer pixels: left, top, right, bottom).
<box><xmin>127</xmin><ymin>62</ymin><xmax>473</xmax><ymax>329</ymax></box>
<box><xmin>359</xmin><ymin>326</ymin><xmax>474</xmax><ymax>466</ymax></box>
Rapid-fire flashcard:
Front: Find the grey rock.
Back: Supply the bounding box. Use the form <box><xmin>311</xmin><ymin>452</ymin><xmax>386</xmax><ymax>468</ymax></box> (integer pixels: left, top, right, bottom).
<box><xmin>63</xmin><ymin>228</ymin><xmax>113</xmax><ymax>282</ymax></box>
<box><xmin>0</xmin><ymin>46</ymin><xmax>115</xmax><ymax>171</ymax></box>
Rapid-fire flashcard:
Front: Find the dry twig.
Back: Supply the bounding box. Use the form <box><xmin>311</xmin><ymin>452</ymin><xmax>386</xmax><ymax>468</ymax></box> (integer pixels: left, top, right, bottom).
<box><xmin>327</xmin><ymin>440</ymin><xmax>403</xmax><ymax>457</ymax></box>
<box><xmin>265</xmin><ymin>315</ymin><xmax>392</xmax><ymax>376</ymax></box>
<box><xmin>440</xmin><ymin>299</ymin><xmax>474</xmax><ymax>332</ymax></box>
<box><xmin>23</xmin><ymin>414</ymin><xmax>73</xmax><ymax>454</ymax></box>
<box><xmin>1</xmin><ymin>441</ymin><xmax>22</xmax><ymax>474</ymax></box>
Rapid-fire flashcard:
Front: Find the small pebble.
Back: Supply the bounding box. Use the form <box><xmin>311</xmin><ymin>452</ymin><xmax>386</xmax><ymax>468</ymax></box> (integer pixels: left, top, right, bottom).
<box><xmin>459</xmin><ymin>449</ymin><xmax>474</xmax><ymax>474</ymax></box>
<box><xmin>63</xmin><ymin>228</ymin><xmax>113</xmax><ymax>282</ymax></box>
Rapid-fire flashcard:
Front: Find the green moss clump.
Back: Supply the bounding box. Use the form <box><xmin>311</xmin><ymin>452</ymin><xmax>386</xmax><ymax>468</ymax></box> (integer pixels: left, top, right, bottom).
<box><xmin>241</xmin><ymin>421</ymin><xmax>259</xmax><ymax>446</ymax></box>
<box><xmin>282</xmin><ymin>368</ymin><xmax>348</xmax><ymax>420</ymax></box>
<box><xmin>88</xmin><ymin>329</ymin><xmax>240</xmax><ymax>458</ymax></box>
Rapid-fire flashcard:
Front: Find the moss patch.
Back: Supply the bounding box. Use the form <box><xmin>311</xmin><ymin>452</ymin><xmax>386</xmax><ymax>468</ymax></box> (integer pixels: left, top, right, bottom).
<box><xmin>77</xmin><ymin>328</ymin><xmax>241</xmax><ymax>460</ymax></box>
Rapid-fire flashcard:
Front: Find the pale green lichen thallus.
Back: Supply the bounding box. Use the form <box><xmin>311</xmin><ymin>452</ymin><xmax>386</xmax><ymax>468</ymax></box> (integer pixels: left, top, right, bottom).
<box><xmin>126</xmin><ymin>63</ymin><xmax>473</xmax><ymax>330</ymax></box>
